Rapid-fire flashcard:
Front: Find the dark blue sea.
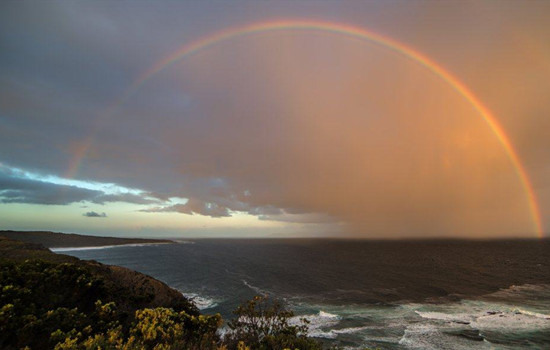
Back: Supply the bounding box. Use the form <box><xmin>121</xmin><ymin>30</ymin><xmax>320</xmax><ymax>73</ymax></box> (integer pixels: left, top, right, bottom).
<box><xmin>55</xmin><ymin>239</ymin><xmax>550</xmax><ymax>349</ymax></box>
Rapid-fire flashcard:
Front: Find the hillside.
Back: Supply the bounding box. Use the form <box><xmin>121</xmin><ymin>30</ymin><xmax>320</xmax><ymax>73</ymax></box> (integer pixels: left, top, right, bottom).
<box><xmin>0</xmin><ymin>236</ymin><xmax>200</xmax><ymax>349</ymax></box>
<box><xmin>0</xmin><ymin>230</ymin><xmax>172</xmax><ymax>248</ymax></box>
<box><xmin>0</xmin><ymin>234</ymin><xmax>324</xmax><ymax>350</ymax></box>
<box><xmin>0</xmin><ymin>236</ymin><xmax>195</xmax><ymax>312</ymax></box>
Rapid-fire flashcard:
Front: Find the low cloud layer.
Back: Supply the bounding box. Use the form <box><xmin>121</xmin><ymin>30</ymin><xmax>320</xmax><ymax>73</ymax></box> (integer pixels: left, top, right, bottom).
<box><xmin>0</xmin><ymin>166</ymin><xmax>160</xmax><ymax>207</ymax></box>
<box><xmin>83</xmin><ymin>211</ymin><xmax>107</xmax><ymax>218</ymax></box>
<box><xmin>92</xmin><ymin>193</ymin><xmax>160</xmax><ymax>205</ymax></box>
<box><xmin>142</xmin><ymin>199</ymin><xmax>231</xmax><ymax>218</ymax></box>
<box><xmin>0</xmin><ymin>169</ymin><xmax>103</xmax><ymax>205</ymax></box>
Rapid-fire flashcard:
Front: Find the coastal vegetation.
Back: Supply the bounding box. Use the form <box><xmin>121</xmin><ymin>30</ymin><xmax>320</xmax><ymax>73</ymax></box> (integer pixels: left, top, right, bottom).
<box><xmin>0</xmin><ymin>235</ymin><xmax>331</xmax><ymax>350</ymax></box>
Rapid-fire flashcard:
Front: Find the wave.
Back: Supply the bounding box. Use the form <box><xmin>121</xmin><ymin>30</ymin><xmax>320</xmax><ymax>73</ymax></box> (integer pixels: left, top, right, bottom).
<box><xmin>471</xmin><ymin>311</ymin><xmax>550</xmax><ymax>331</ymax></box>
<box><xmin>242</xmin><ymin>280</ymin><xmax>270</xmax><ymax>295</ymax></box>
<box><xmin>512</xmin><ymin>308</ymin><xmax>550</xmax><ymax>320</ymax></box>
<box><xmin>398</xmin><ymin>324</ymin><xmax>490</xmax><ymax>350</ymax></box>
<box><xmin>56</xmin><ymin>240</ymin><xmax>550</xmax><ymax>349</ymax></box>
<box><xmin>415</xmin><ymin>306</ymin><xmax>550</xmax><ymax>331</ymax></box>
<box><xmin>172</xmin><ymin>240</ymin><xmax>195</xmax><ymax>244</ymax></box>
<box><xmin>50</xmin><ymin>242</ymin><xmax>170</xmax><ymax>252</ymax></box>
<box><xmin>310</xmin><ymin>326</ymin><xmax>370</xmax><ymax>339</ymax></box>
<box><xmin>290</xmin><ymin>310</ymin><xmax>342</xmax><ymax>339</ymax></box>
<box><xmin>415</xmin><ymin>311</ymin><xmax>474</xmax><ymax>324</ymax></box>
<box><xmin>490</xmin><ymin>283</ymin><xmax>550</xmax><ymax>295</ymax></box>
<box><xmin>181</xmin><ymin>292</ymin><xmax>218</xmax><ymax>310</ymax></box>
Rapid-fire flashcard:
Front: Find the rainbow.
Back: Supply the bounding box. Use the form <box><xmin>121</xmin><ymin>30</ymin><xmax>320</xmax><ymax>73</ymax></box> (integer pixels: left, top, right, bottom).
<box><xmin>67</xmin><ymin>19</ymin><xmax>544</xmax><ymax>237</ymax></box>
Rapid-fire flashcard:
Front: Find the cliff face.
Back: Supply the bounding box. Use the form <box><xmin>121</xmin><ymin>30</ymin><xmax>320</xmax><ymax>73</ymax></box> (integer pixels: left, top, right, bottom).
<box><xmin>0</xmin><ymin>236</ymin><xmax>196</xmax><ymax>315</ymax></box>
<box><xmin>89</xmin><ymin>262</ymin><xmax>195</xmax><ymax>312</ymax></box>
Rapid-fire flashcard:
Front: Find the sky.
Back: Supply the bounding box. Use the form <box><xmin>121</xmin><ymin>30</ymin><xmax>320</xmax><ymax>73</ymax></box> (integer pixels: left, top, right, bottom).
<box><xmin>1</xmin><ymin>1</ymin><xmax>549</xmax><ymax>239</ymax></box>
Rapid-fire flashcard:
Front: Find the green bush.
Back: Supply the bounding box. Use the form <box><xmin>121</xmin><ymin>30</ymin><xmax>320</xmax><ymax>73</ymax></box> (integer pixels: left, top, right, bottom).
<box><xmin>224</xmin><ymin>295</ymin><xmax>322</xmax><ymax>350</ymax></box>
<box><xmin>0</xmin><ymin>260</ymin><xmax>110</xmax><ymax>349</ymax></box>
<box><xmin>55</xmin><ymin>307</ymin><xmax>221</xmax><ymax>350</ymax></box>
<box><xmin>1</xmin><ymin>258</ymin><xmax>349</xmax><ymax>350</ymax></box>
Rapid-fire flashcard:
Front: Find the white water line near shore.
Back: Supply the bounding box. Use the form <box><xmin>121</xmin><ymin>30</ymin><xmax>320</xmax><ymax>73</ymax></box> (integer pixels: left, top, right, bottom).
<box><xmin>50</xmin><ymin>242</ymin><xmax>173</xmax><ymax>252</ymax></box>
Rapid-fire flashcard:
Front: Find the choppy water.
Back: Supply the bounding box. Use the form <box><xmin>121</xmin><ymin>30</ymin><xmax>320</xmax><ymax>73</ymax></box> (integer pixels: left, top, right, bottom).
<box><xmin>59</xmin><ymin>239</ymin><xmax>550</xmax><ymax>349</ymax></box>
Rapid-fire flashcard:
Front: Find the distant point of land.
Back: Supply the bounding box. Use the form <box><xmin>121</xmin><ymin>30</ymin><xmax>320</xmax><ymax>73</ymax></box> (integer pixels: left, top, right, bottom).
<box><xmin>0</xmin><ymin>230</ymin><xmax>173</xmax><ymax>248</ymax></box>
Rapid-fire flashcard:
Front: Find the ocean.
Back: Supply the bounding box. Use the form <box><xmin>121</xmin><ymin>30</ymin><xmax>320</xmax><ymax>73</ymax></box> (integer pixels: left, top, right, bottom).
<box><xmin>55</xmin><ymin>239</ymin><xmax>550</xmax><ymax>349</ymax></box>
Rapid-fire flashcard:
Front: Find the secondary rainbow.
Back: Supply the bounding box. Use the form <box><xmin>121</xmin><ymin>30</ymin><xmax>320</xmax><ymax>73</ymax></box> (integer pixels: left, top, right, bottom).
<box><xmin>67</xmin><ymin>19</ymin><xmax>544</xmax><ymax>237</ymax></box>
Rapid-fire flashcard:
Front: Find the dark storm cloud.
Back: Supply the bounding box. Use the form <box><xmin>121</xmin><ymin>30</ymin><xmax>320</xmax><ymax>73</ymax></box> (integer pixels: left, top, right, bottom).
<box><xmin>0</xmin><ymin>170</ymin><xmax>103</xmax><ymax>205</ymax></box>
<box><xmin>83</xmin><ymin>211</ymin><xmax>107</xmax><ymax>218</ymax></box>
<box><xmin>0</xmin><ymin>1</ymin><xmax>210</xmax><ymax>177</ymax></box>
<box><xmin>0</xmin><ymin>167</ymin><xmax>156</xmax><ymax>206</ymax></box>
<box><xmin>248</xmin><ymin>206</ymin><xmax>283</xmax><ymax>216</ymax></box>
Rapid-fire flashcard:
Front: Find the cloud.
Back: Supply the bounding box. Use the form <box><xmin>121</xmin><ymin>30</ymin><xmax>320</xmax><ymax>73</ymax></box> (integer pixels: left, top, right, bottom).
<box><xmin>1</xmin><ymin>2</ymin><xmax>549</xmax><ymax>237</ymax></box>
<box><xmin>142</xmin><ymin>199</ymin><xmax>287</xmax><ymax>219</ymax></box>
<box><xmin>83</xmin><ymin>211</ymin><xmax>107</xmax><ymax>218</ymax></box>
<box><xmin>0</xmin><ymin>169</ymin><xmax>104</xmax><ymax>205</ymax></box>
<box><xmin>0</xmin><ymin>166</ymin><xmax>162</xmax><ymax>207</ymax></box>
<box><xmin>92</xmin><ymin>193</ymin><xmax>161</xmax><ymax>205</ymax></box>
<box><xmin>141</xmin><ymin>198</ymin><xmax>230</xmax><ymax>218</ymax></box>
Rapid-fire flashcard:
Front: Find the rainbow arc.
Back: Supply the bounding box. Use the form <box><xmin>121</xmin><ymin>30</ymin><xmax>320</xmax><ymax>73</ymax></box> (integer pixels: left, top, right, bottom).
<box><xmin>65</xmin><ymin>20</ymin><xmax>543</xmax><ymax>237</ymax></box>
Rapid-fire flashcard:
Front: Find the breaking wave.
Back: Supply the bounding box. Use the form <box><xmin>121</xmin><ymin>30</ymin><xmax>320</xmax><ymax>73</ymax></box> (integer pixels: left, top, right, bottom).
<box><xmin>181</xmin><ymin>292</ymin><xmax>218</xmax><ymax>310</ymax></box>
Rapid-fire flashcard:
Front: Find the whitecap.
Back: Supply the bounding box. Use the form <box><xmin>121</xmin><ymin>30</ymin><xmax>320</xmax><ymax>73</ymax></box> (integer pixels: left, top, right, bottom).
<box><xmin>181</xmin><ymin>292</ymin><xmax>218</xmax><ymax>310</ymax></box>
<box><xmin>415</xmin><ymin>311</ymin><xmax>474</xmax><ymax>324</ymax></box>
<box><xmin>512</xmin><ymin>308</ymin><xmax>550</xmax><ymax>319</ymax></box>
<box><xmin>290</xmin><ymin>310</ymin><xmax>342</xmax><ymax>338</ymax></box>
<box><xmin>242</xmin><ymin>280</ymin><xmax>269</xmax><ymax>295</ymax></box>
<box><xmin>398</xmin><ymin>324</ymin><xmax>490</xmax><ymax>350</ymax></box>
<box><xmin>414</xmin><ymin>303</ymin><xmax>550</xmax><ymax>331</ymax></box>
<box><xmin>173</xmin><ymin>240</ymin><xmax>195</xmax><ymax>244</ymax></box>
<box><xmin>310</xmin><ymin>326</ymin><xmax>370</xmax><ymax>339</ymax></box>
<box><xmin>471</xmin><ymin>311</ymin><xmax>550</xmax><ymax>331</ymax></box>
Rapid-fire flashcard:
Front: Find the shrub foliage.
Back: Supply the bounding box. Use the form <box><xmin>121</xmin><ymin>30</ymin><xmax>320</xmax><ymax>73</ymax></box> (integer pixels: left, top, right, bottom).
<box><xmin>0</xmin><ymin>259</ymin><xmax>326</xmax><ymax>350</ymax></box>
<box><xmin>225</xmin><ymin>295</ymin><xmax>321</xmax><ymax>350</ymax></box>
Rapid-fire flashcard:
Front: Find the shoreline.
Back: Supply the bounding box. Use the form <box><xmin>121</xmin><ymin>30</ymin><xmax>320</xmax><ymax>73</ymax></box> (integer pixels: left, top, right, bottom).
<box><xmin>0</xmin><ymin>230</ymin><xmax>174</xmax><ymax>248</ymax></box>
<box><xmin>49</xmin><ymin>242</ymin><xmax>174</xmax><ymax>252</ymax></box>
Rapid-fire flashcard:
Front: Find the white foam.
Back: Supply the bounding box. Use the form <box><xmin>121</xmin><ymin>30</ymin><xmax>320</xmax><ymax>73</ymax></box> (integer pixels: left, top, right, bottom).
<box><xmin>309</xmin><ymin>326</ymin><xmax>370</xmax><ymax>339</ymax></box>
<box><xmin>414</xmin><ymin>305</ymin><xmax>550</xmax><ymax>331</ymax></box>
<box><xmin>50</xmin><ymin>242</ymin><xmax>169</xmax><ymax>252</ymax></box>
<box><xmin>290</xmin><ymin>310</ymin><xmax>342</xmax><ymax>338</ymax></box>
<box><xmin>513</xmin><ymin>308</ymin><xmax>550</xmax><ymax>319</ymax></box>
<box><xmin>242</xmin><ymin>280</ymin><xmax>269</xmax><ymax>295</ymax></box>
<box><xmin>172</xmin><ymin>240</ymin><xmax>195</xmax><ymax>244</ymax></box>
<box><xmin>398</xmin><ymin>324</ymin><xmax>489</xmax><ymax>350</ymax></box>
<box><xmin>471</xmin><ymin>312</ymin><xmax>550</xmax><ymax>331</ymax></box>
<box><xmin>398</xmin><ymin>324</ymin><xmax>440</xmax><ymax>348</ymax></box>
<box><xmin>415</xmin><ymin>311</ymin><xmax>474</xmax><ymax>324</ymax></box>
<box><xmin>318</xmin><ymin>310</ymin><xmax>340</xmax><ymax>319</ymax></box>
<box><xmin>51</xmin><ymin>245</ymin><xmax>119</xmax><ymax>252</ymax></box>
<box><xmin>491</xmin><ymin>284</ymin><xmax>550</xmax><ymax>296</ymax></box>
<box><xmin>181</xmin><ymin>292</ymin><xmax>218</xmax><ymax>310</ymax></box>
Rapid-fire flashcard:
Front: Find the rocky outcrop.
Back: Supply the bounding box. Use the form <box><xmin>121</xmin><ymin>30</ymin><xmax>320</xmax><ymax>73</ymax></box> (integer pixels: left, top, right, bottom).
<box><xmin>88</xmin><ymin>261</ymin><xmax>197</xmax><ymax>313</ymax></box>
